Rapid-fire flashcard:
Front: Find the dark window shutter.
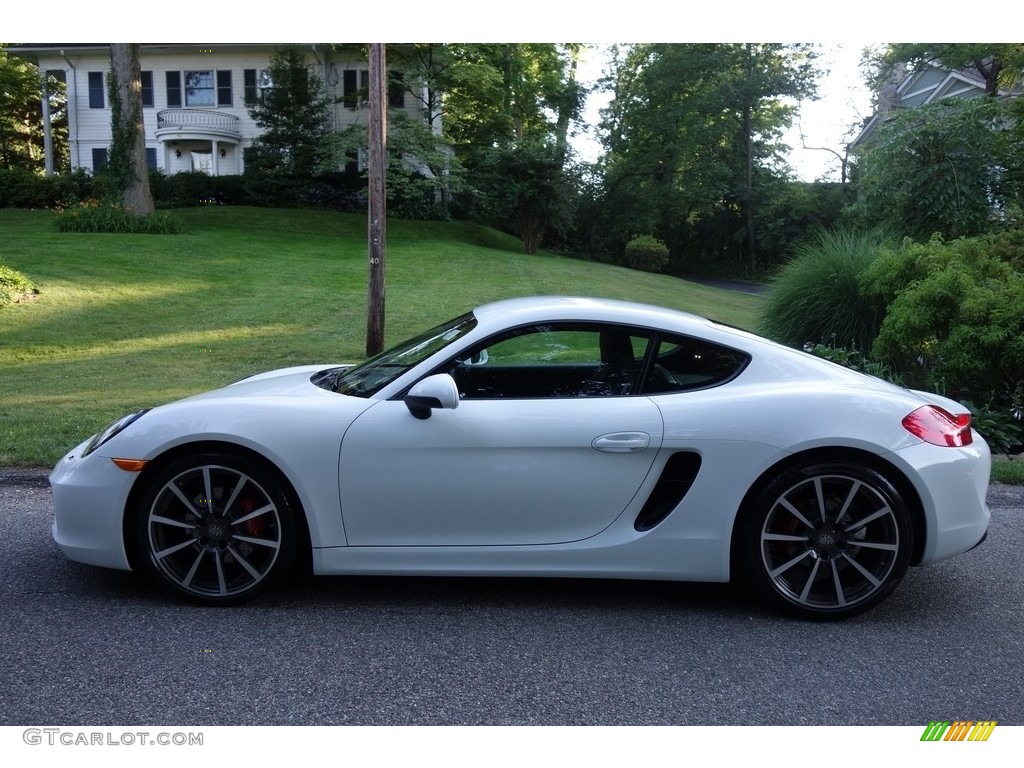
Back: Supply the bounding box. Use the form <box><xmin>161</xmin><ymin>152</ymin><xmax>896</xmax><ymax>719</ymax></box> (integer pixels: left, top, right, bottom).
<box><xmin>166</xmin><ymin>71</ymin><xmax>181</xmax><ymax>108</ymax></box>
<box><xmin>217</xmin><ymin>70</ymin><xmax>232</xmax><ymax>106</ymax></box>
<box><xmin>243</xmin><ymin>69</ymin><xmax>257</xmax><ymax>104</ymax></box>
<box><xmin>343</xmin><ymin>69</ymin><xmax>357</xmax><ymax>108</ymax></box>
<box><xmin>88</xmin><ymin>72</ymin><xmax>105</xmax><ymax>108</ymax></box>
<box><xmin>140</xmin><ymin>71</ymin><xmax>154</xmax><ymax>107</ymax></box>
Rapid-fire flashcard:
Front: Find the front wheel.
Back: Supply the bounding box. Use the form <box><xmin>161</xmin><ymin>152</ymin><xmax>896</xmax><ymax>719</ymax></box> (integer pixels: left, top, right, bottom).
<box><xmin>741</xmin><ymin>462</ymin><xmax>913</xmax><ymax>620</ymax></box>
<box><xmin>136</xmin><ymin>453</ymin><xmax>298</xmax><ymax>604</ymax></box>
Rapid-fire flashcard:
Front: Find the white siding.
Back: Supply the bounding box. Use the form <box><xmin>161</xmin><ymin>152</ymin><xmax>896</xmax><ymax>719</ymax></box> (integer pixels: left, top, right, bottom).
<box><xmin>23</xmin><ymin>44</ymin><xmax>428</xmax><ymax>175</ymax></box>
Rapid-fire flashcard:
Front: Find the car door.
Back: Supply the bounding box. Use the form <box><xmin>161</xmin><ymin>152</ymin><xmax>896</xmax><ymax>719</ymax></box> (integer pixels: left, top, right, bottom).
<box><xmin>338</xmin><ymin>324</ymin><xmax>665</xmax><ymax>546</ymax></box>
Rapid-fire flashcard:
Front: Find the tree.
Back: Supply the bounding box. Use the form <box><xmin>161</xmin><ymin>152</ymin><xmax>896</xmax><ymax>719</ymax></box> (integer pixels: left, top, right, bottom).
<box><xmin>245</xmin><ymin>46</ymin><xmax>337</xmax><ymax>185</ymax></box>
<box><xmin>852</xmin><ymin>97</ymin><xmax>1023</xmax><ymax>238</ymax></box>
<box><xmin>598</xmin><ymin>44</ymin><xmax>819</xmax><ymax>272</ymax></box>
<box><xmin>0</xmin><ymin>45</ymin><xmax>68</xmax><ymax>173</ymax></box>
<box><xmin>393</xmin><ymin>44</ymin><xmax>585</xmax><ymax>251</ymax></box>
<box><xmin>107</xmin><ymin>44</ymin><xmax>153</xmax><ymax>214</ymax></box>
<box><xmin>339</xmin><ymin>114</ymin><xmax>465</xmax><ymax>220</ymax></box>
<box><xmin>472</xmin><ymin>139</ymin><xmax>573</xmax><ymax>254</ymax></box>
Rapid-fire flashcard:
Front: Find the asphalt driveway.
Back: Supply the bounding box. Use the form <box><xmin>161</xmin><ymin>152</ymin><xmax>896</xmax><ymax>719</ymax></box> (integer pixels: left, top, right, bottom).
<box><xmin>1</xmin><ymin>470</ymin><xmax>1021</xmax><ymax>726</ymax></box>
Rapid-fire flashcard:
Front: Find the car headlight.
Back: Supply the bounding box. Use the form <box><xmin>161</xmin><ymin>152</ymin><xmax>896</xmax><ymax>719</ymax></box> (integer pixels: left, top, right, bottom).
<box><xmin>81</xmin><ymin>409</ymin><xmax>150</xmax><ymax>457</ymax></box>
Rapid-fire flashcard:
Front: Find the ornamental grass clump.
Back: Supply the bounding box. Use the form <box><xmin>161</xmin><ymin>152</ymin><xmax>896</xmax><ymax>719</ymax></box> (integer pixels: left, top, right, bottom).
<box><xmin>760</xmin><ymin>228</ymin><xmax>886</xmax><ymax>353</ymax></box>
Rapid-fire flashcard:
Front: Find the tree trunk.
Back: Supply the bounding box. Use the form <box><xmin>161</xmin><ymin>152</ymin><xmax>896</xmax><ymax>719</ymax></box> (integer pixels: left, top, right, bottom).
<box><xmin>109</xmin><ymin>44</ymin><xmax>154</xmax><ymax>215</ymax></box>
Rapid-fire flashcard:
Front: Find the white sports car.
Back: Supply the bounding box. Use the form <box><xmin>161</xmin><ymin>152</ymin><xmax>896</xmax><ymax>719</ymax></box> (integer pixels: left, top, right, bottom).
<box><xmin>50</xmin><ymin>296</ymin><xmax>991</xmax><ymax>620</ymax></box>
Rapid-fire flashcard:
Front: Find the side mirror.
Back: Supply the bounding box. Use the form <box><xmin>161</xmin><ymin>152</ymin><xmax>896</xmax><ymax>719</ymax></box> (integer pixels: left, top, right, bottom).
<box><xmin>405</xmin><ymin>373</ymin><xmax>460</xmax><ymax>419</ymax></box>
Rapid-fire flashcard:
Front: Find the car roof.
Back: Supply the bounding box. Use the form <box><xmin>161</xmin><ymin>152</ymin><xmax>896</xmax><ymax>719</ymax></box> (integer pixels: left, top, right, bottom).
<box><xmin>470</xmin><ymin>296</ymin><xmax>711</xmax><ymax>333</ymax></box>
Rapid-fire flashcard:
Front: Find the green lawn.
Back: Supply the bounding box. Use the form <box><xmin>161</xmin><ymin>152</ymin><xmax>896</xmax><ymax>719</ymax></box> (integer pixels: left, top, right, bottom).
<box><xmin>0</xmin><ymin>207</ymin><xmax>760</xmax><ymax>466</ymax></box>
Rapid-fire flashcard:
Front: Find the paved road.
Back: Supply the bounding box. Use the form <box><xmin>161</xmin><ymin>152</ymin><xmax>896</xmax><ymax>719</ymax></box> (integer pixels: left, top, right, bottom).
<box><xmin>1</xmin><ymin>471</ymin><xmax>1021</xmax><ymax>726</ymax></box>
<box><xmin>684</xmin><ymin>277</ymin><xmax>766</xmax><ymax>297</ymax></box>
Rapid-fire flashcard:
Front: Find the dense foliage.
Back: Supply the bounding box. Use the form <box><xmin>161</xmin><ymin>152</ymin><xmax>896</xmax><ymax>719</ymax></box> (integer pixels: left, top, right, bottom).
<box><xmin>862</xmin><ymin>233</ymin><xmax>1024</xmax><ymax>404</ymax></box>
<box><xmin>760</xmin><ymin>229</ymin><xmax>887</xmax><ymax>352</ymax></box>
<box><xmin>851</xmin><ymin>98</ymin><xmax>1024</xmax><ymax>238</ymax></box>
<box><xmin>54</xmin><ymin>201</ymin><xmax>184</xmax><ymax>233</ymax></box>
<box><xmin>623</xmin><ymin>235</ymin><xmax>669</xmax><ymax>273</ymax></box>
<box><xmin>598</xmin><ymin>43</ymin><xmax>819</xmax><ymax>274</ymax></box>
<box><xmin>0</xmin><ymin>45</ymin><xmax>67</xmax><ymax>173</ymax></box>
<box><xmin>408</xmin><ymin>44</ymin><xmax>585</xmax><ymax>252</ymax></box>
<box><xmin>0</xmin><ymin>263</ymin><xmax>38</xmax><ymax>308</ymax></box>
<box><xmin>244</xmin><ymin>46</ymin><xmax>339</xmax><ymax>204</ymax></box>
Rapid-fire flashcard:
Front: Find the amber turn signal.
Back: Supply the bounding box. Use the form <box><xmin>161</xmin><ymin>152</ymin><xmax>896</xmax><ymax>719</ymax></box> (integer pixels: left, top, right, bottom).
<box><xmin>111</xmin><ymin>458</ymin><xmax>149</xmax><ymax>472</ymax></box>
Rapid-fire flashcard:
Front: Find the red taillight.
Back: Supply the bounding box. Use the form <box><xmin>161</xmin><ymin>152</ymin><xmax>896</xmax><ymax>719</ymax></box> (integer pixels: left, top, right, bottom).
<box><xmin>902</xmin><ymin>405</ymin><xmax>973</xmax><ymax>447</ymax></box>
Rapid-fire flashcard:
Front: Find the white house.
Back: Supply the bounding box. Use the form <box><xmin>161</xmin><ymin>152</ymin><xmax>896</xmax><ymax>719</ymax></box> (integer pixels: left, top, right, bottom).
<box><xmin>9</xmin><ymin>43</ymin><xmax>429</xmax><ymax>176</ymax></box>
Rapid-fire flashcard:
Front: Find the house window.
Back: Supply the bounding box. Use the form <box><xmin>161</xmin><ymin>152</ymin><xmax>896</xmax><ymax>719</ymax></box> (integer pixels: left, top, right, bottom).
<box><xmin>88</xmin><ymin>72</ymin><xmax>105</xmax><ymax>108</ymax></box>
<box><xmin>216</xmin><ymin>70</ymin><xmax>232</xmax><ymax>106</ymax></box>
<box><xmin>166</xmin><ymin>71</ymin><xmax>181</xmax><ymax>107</ymax></box>
<box><xmin>343</xmin><ymin>69</ymin><xmax>369</xmax><ymax>109</ymax></box>
<box><xmin>388</xmin><ymin>71</ymin><xmax>405</xmax><ymax>108</ymax></box>
<box><xmin>92</xmin><ymin>147</ymin><xmax>108</xmax><ymax>171</ymax></box>
<box><xmin>141</xmin><ymin>71</ymin><xmax>154</xmax><ymax>108</ymax></box>
<box><xmin>146</xmin><ymin>147</ymin><xmax>157</xmax><ymax>170</ymax></box>
<box><xmin>185</xmin><ymin>70</ymin><xmax>214</xmax><ymax>106</ymax></box>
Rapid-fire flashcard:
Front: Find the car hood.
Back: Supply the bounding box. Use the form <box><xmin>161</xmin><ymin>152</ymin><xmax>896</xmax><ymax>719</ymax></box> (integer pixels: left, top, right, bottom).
<box><xmin>180</xmin><ymin>364</ymin><xmax>351</xmax><ymax>401</ymax></box>
<box><xmin>95</xmin><ymin>364</ymin><xmax>371</xmax><ymax>462</ymax></box>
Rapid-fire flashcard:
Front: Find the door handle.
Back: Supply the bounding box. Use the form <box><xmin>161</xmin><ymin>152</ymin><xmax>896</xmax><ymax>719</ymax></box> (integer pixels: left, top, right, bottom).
<box><xmin>592</xmin><ymin>432</ymin><xmax>650</xmax><ymax>453</ymax></box>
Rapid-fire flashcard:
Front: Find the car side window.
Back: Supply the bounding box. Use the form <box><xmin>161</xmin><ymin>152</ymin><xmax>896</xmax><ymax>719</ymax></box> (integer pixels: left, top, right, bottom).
<box><xmin>451</xmin><ymin>324</ymin><xmax>650</xmax><ymax>399</ymax></box>
<box><xmin>642</xmin><ymin>333</ymin><xmax>750</xmax><ymax>394</ymax></box>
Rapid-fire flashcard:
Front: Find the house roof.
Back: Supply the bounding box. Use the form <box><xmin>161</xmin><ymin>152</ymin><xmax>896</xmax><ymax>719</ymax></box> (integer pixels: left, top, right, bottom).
<box><xmin>851</xmin><ymin>62</ymin><xmax>1022</xmax><ymax>149</ymax></box>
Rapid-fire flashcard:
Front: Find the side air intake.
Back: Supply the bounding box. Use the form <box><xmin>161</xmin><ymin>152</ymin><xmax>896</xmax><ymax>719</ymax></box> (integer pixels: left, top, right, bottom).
<box><xmin>633</xmin><ymin>452</ymin><xmax>702</xmax><ymax>531</ymax></box>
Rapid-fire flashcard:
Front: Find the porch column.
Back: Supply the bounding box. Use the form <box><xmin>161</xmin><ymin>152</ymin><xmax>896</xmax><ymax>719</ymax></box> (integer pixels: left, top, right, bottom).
<box><xmin>40</xmin><ymin>73</ymin><xmax>54</xmax><ymax>176</ymax></box>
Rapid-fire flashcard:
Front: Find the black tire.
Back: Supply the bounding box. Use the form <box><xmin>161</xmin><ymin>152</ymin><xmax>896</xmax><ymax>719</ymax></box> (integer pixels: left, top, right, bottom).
<box><xmin>135</xmin><ymin>452</ymin><xmax>298</xmax><ymax>604</ymax></box>
<box><xmin>741</xmin><ymin>461</ymin><xmax>913</xmax><ymax>621</ymax></box>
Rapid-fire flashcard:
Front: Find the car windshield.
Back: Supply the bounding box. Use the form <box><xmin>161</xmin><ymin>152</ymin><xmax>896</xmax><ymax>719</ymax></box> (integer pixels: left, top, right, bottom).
<box><xmin>312</xmin><ymin>313</ymin><xmax>477</xmax><ymax>397</ymax></box>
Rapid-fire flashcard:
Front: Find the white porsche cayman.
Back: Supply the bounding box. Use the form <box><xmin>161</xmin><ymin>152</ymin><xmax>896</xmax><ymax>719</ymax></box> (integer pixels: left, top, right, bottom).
<box><xmin>50</xmin><ymin>296</ymin><xmax>991</xmax><ymax>620</ymax></box>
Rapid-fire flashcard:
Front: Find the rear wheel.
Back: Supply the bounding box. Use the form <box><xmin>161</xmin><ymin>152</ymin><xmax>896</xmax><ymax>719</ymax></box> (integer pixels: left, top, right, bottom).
<box><xmin>136</xmin><ymin>453</ymin><xmax>297</xmax><ymax>604</ymax></box>
<box><xmin>742</xmin><ymin>462</ymin><xmax>913</xmax><ymax>620</ymax></box>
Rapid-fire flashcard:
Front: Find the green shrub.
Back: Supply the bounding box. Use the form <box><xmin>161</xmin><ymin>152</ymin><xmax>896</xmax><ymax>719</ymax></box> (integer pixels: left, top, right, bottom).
<box><xmin>0</xmin><ymin>168</ymin><xmax>49</xmax><ymax>208</ymax></box>
<box><xmin>862</xmin><ymin>234</ymin><xmax>1024</xmax><ymax>404</ymax></box>
<box><xmin>0</xmin><ymin>264</ymin><xmax>38</xmax><ymax>309</ymax></box>
<box><xmin>961</xmin><ymin>400</ymin><xmax>1024</xmax><ymax>455</ymax></box>
<box><xmin>0</xmin><ymin>167</ymin><xmax>105</xmax><ymax>210</ymax></box>
<box><xmin>624</xmin><ymin>235</ymin><xmax>670</xmax><ymax>273</ymax></box>
<box><xmin>54</xmin><ymin>201</ymin><xmax>184</xmax><ymax>234</ymax></box>
<box><xmin>803</xmin><ymin>342</ymin><xmax>903</xmax><ymax>385</ymax></box>
<box><xmin>760</xmin><ymin>228</ymin><xmax>886</xmax><ymax>351</ymax></box>
<box><xmin>150</xmin><ymin>170</ymin><xmax>248</xmax><ymax>208</ymax></box>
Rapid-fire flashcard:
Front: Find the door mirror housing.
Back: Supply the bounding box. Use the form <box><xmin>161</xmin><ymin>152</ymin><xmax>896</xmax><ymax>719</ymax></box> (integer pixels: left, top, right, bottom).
<box><xmin>405</xmin><ymin>374</ymin><xmax>460</xmax><ymax>419</ymax></box>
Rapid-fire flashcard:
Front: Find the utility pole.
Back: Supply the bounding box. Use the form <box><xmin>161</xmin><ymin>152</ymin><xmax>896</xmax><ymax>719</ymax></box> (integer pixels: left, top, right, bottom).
<box><xmin>366</xmin><ymin>43</ymin><xmax>387</xmax><ymax>357</ymax></box>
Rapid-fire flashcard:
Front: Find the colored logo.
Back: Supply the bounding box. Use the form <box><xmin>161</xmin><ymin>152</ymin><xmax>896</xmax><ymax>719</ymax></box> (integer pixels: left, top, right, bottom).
<box><xmin>921</xmin><ymin>721</ymin><xmax>997</xmax><ymax>742</ymax></box>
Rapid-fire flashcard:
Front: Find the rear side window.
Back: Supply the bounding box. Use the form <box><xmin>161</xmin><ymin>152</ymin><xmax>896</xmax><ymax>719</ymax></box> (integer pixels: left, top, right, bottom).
<box><xmin>642</xmin><ymin>333</ymin><xmax>749</xmax><ymax>393</ymax></box>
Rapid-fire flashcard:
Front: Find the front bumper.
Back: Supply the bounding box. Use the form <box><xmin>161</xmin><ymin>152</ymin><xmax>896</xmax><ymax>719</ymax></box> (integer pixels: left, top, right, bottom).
<box><xmin>50</xmin><ymin>439</ymin><xmax>138</xmax><ymax>571</ymax></box>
